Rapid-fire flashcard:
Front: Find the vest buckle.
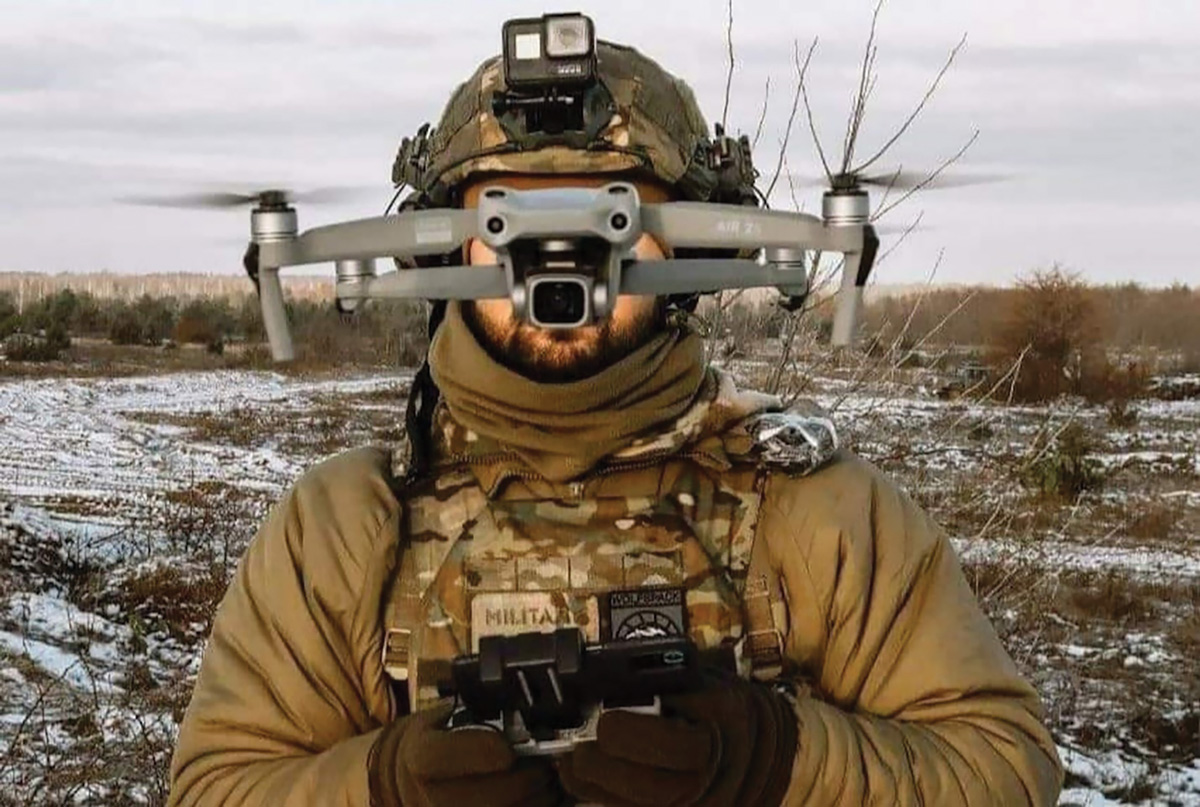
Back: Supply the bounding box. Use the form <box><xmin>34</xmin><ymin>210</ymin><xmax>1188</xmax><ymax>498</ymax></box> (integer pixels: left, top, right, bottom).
<box><xmin>382</xmin><ymin>627</ymin><xmax>411</xmax><ymax>681</ymax></box>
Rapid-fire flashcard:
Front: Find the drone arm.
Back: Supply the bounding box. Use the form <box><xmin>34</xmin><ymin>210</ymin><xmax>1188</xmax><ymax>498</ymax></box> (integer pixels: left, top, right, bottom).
<box><xmin>640</xmin><ymin>203</ymin><xmax>861</xmax><ymax>253</ymax></box>
<box><xmin>338</xmin><ymin>265</ymin><xmax>509</xmax><ymax>301</ymax></box>
<box><xmin>620</xmin><ymin>258</ymin><xmax>803</xmax><ymax>296</ymax></box>
<box><xmin>257</xmin><ymin>267</ymin><xmax>295</xmax><ymax>362</ymax></box>
<box><xmin>257</xmin><ymin>209</ymin><xmax>477</xmax><ymax>268</ymax></box>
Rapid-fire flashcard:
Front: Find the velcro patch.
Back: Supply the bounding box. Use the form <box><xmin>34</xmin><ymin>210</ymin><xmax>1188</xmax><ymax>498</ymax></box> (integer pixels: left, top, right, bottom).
<box><xmin>470</xmin><ymin>592</ymin><xmax>600</xmax><ymax>651</ymax></box>
<box><xmin>605</xmin><ymin>587</ymin><xmax>688</xmax><ymax>641</ymax></box>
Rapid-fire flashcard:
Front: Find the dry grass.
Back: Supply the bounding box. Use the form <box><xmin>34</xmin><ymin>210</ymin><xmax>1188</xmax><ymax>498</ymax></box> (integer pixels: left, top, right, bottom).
<box><xmin>963</xmin><ymin>552</ymin><xmax>1200</xmax><ymax>768</ymax></box>
<box><xmin>0</xmin><ymin>340</ymin><xmax>273</xmax><ymax>380</ymax></box>
<box><xmin>103</xmin><ymin>564</ymin><xmax>227</xmax><ymax>644</ymax></box>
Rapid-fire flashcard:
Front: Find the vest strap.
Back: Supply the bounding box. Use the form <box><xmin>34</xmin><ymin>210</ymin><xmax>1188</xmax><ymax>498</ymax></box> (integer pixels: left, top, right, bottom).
<box><xmin>381</xmin><ymin>588</ymin><xmax>424</xmax><ymax>682</ymax></box>
<box><xmin>742</xmin><ymin>474</ymin><xmax>789</xmax><ymax>681</ymax></box>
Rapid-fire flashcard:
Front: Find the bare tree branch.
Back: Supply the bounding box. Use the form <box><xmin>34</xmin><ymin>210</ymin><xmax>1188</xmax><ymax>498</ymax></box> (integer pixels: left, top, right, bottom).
<box><xmin>721</xmin><ymin>0</ymin><xmax>735</xmax><ymax>131</ymax></box>
<box><xmin>752</xmin><ymin>76</ymin><xmax>771</xmax><ymax>151</ymax></box>
<box><xmin>872</xmin><ymin>128</ymin><xmax>979</xmax><ymax>220</ymax></box>
<box><xmin>766</xmin><ymin>37</ymin><xmax>819</xmax><ymax>200</ymax></box>
<box><xmin>842</xmin><ymin>0</ymin><xmax>886</xmax><ymax>173</ymax></box>
<box><xmin>799</xmin><ymin>42</ymin><xmax>833</xmax><ymax>184</ymax></box>
<box><xmin>852</xmin><ymin>32</ymin><xmax>968</xmax><ymax>175</ymax></box>
<box><xmin>767</xmin><ymin>307</ymin><xmax>801</xmax><ymax>395</ymax></box>
<box><xmin>871</xmin><ymin>163</ymin><xmax>905</xmax><ymax>218</ymax></box>
<box><xmin>781</xmin><ymin>151</ymin><xmax>804</xmax><ymax>212</ymax></box>
<box><xmin>875</xmin><ymin>210</ymin><xmax>925</xmax><ymax>265</ymax></box>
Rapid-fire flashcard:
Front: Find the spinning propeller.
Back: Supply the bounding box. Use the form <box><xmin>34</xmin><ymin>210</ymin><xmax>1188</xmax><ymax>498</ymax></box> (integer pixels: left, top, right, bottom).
<box><xmin>120</xmin><ymin>186</ymin><xmax>376</xmax><ymax>210</ymax></box>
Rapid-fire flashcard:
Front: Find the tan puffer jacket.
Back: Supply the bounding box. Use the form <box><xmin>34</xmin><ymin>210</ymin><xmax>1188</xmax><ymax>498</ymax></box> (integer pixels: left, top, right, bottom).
<box><xmin>167</xmin><ymin>446</ymin><xmax>1062</xmax><ymax>806</ymax></box>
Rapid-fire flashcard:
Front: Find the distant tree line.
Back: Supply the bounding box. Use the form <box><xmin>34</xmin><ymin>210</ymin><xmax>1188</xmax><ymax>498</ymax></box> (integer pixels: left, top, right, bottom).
<box><xmin>863</xmin><ymin>275</ymin><xmax>1199</xmax><ymax>357</ymax></box>
<box><xmin>862</xmin><ymin>270</ymin><xmax>1199</xmax><ymax>402</ymax></box>
<box><xmin>0</xmin><ymin>288</ymin><xmax>429</xmax><ymax>367</ymax></box>
<box><xmin>705</xmin><ymin>269</ymin><xmax>1198</xmax><ymax>403</ymax></box>
<box><xmin>4</xmin><ymin>272</ymin><xmax>1197</xmax><ymax>402</ymax></box>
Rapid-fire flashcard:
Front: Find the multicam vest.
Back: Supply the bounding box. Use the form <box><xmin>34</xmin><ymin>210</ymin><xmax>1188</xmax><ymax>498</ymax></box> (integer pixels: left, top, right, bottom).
<box><xmin>380</xmin><ymin>371</ymin><xmax>838</xmax><ymax>711</ymax></box>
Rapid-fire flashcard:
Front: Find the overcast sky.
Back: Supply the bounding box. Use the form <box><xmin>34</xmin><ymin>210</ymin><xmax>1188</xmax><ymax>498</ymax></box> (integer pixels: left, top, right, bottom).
<box><xmin>2</xmin><ymin>0</ymin><xmax>1198</xmax><ymax>287</ymax></box>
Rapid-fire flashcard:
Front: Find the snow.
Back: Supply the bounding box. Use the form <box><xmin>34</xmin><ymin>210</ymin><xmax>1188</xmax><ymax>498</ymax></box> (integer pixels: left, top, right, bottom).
<box><xmin>0</xmin><ymin>631</ymin><xmax>114</xmax><ymax>693</ymax></box>
<box><xmin>0</xmin><ymin>366</ymin><xmax>1196</xmax><ymax>805</ymax></box>
<box><xmin>954</xmin><ymin>537</ymin><xmax>1200</xmax><ymax>580</ymax></box>
<box><xmin>1058</xmin><ymin>745</ymin><xmax>1200</xmax><ymax>806</ymax></box>
<box><xmin>0</xmin><ymin>370</ymin><xmax>408</xmax><ymax>535</ymax></box>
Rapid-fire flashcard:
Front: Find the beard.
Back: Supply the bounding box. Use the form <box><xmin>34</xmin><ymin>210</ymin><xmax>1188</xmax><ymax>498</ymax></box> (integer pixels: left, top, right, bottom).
<box><xmin>461</xmin><ymin>300</ymin><xmax>665</xmax><ymax>383</ymax></box>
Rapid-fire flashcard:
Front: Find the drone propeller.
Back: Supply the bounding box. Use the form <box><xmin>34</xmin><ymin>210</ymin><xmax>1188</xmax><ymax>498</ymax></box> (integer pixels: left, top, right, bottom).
<box><xmin>119</xmin><ymin>185</ymin><xmax>378</xmax><ymax>209</ymax></box>
<box><xmin>789</xmin><ymin>170</ymin><xmax>1008</xmax><ymax>193</ymax></box>
<box><xmin>852</xmin><ymin>169</ymin><xmax>1007</xmax><ymax>191</ymax></box>
<box><xmin>872</xmin><ymin>221</ymin><xmax>931</xmax><ymax>236</ymax></box>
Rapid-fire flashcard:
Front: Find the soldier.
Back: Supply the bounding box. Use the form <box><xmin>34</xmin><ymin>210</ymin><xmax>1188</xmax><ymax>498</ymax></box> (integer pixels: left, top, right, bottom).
<box><xmin>168</xmin><ymin>17</ymin><xmax>1062</xmax><ymax>807</ymax></box>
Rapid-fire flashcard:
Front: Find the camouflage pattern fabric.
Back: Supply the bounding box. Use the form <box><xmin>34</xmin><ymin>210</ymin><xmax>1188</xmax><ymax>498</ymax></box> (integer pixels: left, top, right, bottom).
<box><xmin>384</xmin><ymin>369</ymin><xmax>839</xmax><ymax>710</ymax></box>
<box><xmin>393</xmin><ymin>42</ymin><xmax>737</xmax><ymax>206</ymax></box>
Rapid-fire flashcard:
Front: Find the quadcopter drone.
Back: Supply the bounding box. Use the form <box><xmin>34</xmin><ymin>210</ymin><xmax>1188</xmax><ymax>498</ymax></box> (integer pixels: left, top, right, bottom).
<box><xmin>236</xmin><ymin>174</ymin><xmax>877</xmax><ymax>362</ymax></box>
<box><xmin>132</xmin><ymin>13</ymin><xmax>987</xmax><ymax>363</ymax></box>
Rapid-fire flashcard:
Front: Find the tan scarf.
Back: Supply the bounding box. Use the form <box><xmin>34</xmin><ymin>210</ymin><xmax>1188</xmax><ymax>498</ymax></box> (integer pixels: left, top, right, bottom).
<box><xmin>428</xmin><ymin>302</ymin><xmax>707</xmax><ymax>482</ymax></box>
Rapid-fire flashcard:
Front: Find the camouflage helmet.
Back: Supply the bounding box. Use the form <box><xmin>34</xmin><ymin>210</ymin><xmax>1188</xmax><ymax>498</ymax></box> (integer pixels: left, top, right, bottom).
<box><xmin>393</xmin><ymin>40</ymin><xmax>758</xmax><ymax>208</ymax></box>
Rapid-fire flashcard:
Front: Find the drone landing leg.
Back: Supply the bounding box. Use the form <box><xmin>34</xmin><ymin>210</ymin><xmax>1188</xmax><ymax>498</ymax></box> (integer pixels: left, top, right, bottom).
<box><xmin>258</xmin><ymin>266</ymin><xmax>295</xmax><ymax>362</ymax></box>
<box><xmin>830</xmin><ymin>225</ymin><xmax>879</xmax><ymax>348</ymax></box>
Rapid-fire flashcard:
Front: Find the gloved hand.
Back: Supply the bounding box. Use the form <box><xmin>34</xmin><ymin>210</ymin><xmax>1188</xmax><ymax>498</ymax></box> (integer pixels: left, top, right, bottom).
<box><xmin>558</xmin><ymin>678</ymin><xmax>798</xmax><ymax>807</ymax></box>
<box><xmin>368</xmin><ymin>707</ymin><xmax>562</xmax><ymax>807</ymax></box>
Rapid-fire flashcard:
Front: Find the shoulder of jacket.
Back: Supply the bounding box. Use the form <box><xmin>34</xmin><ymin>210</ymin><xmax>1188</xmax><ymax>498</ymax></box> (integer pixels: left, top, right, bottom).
<box><xmin>760</xmin><ymin>448</ymin><xmax>934</xmax><ymax>549</ymax></box>
<box><xmin>293</xmin><ymin>445</ymin><xmax>397</xmax><ymax>497</ymax></box>
<box><xmin>238</xmin><ymin>447</ymin><xmax>404</xmax><ymax>623</ymax></box>
<box><xmin>761</xmin><ymin>447</ymin><xmax>877</xmax><ymax>494</ymax></box>
<box><xmin>286</xmin><ymin>446</ymin><xmax>402</xmax><ymax>551</ymax></box>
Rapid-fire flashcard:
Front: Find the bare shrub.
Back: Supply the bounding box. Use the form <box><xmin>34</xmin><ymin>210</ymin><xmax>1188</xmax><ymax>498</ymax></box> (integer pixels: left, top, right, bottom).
<box><xmin>108</xmin><ymin>295</ymin><xmax>179</xmax><ymax>346</ymax></box>
<box><xmin>0</xmin><ymin>290</ymin><xmax>18</xmax><ymax>339</ymax></box>
<box><xmin>864</xmin><ymin>287</ymin><xmax>998</xmax><ymax>349</ymax></box>
<box><xmin>1105</xmin><ymin>397</ymin><xmax>1138</xmax><ymax>428</ymax></box>
<box><xmin>1021</xmin><ymin>422</ymin><xmax>1104</xmax><ymax>503</ymax></box>
<box><xmin>101</xmin><ymin>563</ymin><xmax>227</xmax><ymax>645</ymax></box>
<box><xmin>1086</xmin><ymin>357</ymin><xmax>1148</xmax><ymax>412</ymax></box>
<box><xmin>865</xmin><ymin>283</ymin><xmax>1200</xmax><ymax>361</ymax></box>
<box><xmin>989</xmin><ymin>267</ymin><xmax>1100</xmax><ymax>403</ymax></box>
<box><xmin>173</xmin><ymin>298</ymin><xmax>235</xmax><ymax>349</ymax></box>
<box><xmin>3</xmin><ymin>324</ymin><xmax>71</xmax><ymax>362</ymax></box>
<box><xmin>1062</xmin><ymin>569</ymin><xmax>1157</xmax><ymax>625</ymax></box>
<box><xmin>286</xmin><ymin>299</ymin><xmax>429</xmax><ymax>370</ymax></box>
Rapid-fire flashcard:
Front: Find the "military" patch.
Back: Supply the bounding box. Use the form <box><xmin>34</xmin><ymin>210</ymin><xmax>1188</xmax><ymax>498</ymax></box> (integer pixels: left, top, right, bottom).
<box><xmin>469</xmin><ymin>592</ymin><xmax>601</xmax><ymax>651</ymax></box>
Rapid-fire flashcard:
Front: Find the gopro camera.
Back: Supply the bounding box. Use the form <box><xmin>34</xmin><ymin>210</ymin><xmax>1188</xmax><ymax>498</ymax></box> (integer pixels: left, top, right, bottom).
<box><xmin>502</xmin><ymin>13</ymin><xmax>596</xmax><ymax>89</ymax></box>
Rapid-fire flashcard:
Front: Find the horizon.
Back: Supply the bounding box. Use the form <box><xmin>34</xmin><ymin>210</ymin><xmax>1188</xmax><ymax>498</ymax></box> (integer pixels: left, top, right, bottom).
<box><xmin>3</xmin><ymin>269</ymin><xmax>1192</xmax><ymax>305</ymax></box>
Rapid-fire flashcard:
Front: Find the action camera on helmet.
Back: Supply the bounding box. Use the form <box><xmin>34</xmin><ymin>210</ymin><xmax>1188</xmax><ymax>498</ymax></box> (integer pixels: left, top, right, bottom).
<box><xmin>493</xmin><ymin>14</ymin><xmax>609</xmax><ymax>139</ymax></box>
<box><xmin>502</xmin><ymin>14</ymin><xmax>597</xmax><ymax>89</ymax></box>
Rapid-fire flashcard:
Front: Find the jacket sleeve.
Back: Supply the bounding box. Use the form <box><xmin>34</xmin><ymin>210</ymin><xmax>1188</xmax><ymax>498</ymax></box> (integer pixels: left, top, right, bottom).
<box><xmin>761</xmin><ymin>452</ymin><xmax>1063</xmax><ymax>806</ymax></box>
<box><xmin>167</xmin><ymin>448</ymin><xmax>402</xmax><ymax>807</ymax></box>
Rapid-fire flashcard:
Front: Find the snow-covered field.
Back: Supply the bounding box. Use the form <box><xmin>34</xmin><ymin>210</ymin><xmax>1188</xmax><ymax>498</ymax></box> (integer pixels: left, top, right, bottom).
<box><xmin>0</xmin><ymin>365</ymin><xmax>1196</xmax><ymax>805</ymax></box>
